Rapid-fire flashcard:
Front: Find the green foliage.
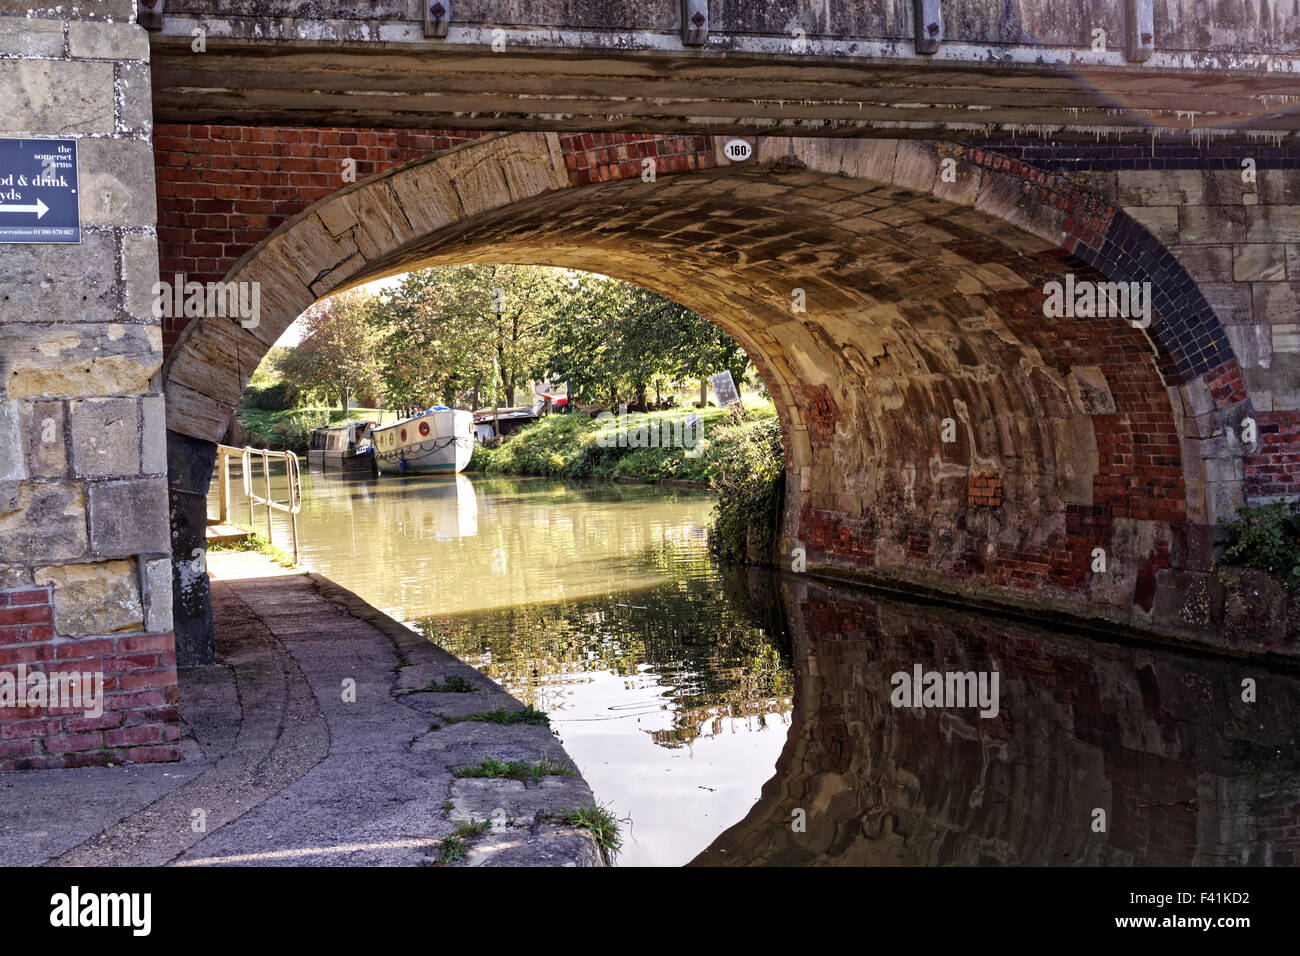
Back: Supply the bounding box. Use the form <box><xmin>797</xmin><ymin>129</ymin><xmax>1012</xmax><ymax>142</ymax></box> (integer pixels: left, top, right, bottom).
<box><xmin>452</xmin><ymin>756</ymin><xmax>576</xmax><ymax>783</ymax></box>
<box><xmin>277</xmin><ymin>291</ymin><xmax>384</xmax><ymax>411</ymax></box>
<box><xmin>368</xmin><ymin>265</ymin><xmax>552</xmax><ymax>410</ymax></box>
<box><xmin>433</xmin><ymin>820</ymin><xmax>492</xmax><ymax>864</ymax></box>
<box><xmin>1222</xmin><ymin>500</ymin><xmax>1300</xmax><ymax>587</ymax></box>
<box><xmin>443</xmin><ymin>706</ymin><xmax>550</xmax><ymax>726</ymax></box>
<box><xmin>542</xmin><ymin>272</ymin><xmax>750</xmax><ymax>408</ymax></box>
<box><xmin>706</xmin><ymin>416</ymin><xmax>786</xmax><ymax>565</ymax></box>
<box><xmin>477</xmin><ymin>400</ymin><xmax>778</xmax><ymax>485</ymax></box>
<box><xmin>237</xmin><ymin>407</ymin><xmax>330</xmax><ymax>456</ymax></box>
<box><xmin>206</xmin><ymin>531</ymin><xmax>296</xmax><ymax>568</ymax></box>
<box><xmin>241</xmin><ymin>381</ymin><xmax>298</xmax><ymax>411</ymax></box>
<box><xmin>423</xmin><ymin>674</ymin><xmax>477</xmax><ymax>693</ymax></box>
<box><xmin>539</xmin><ymin>802</ymin><xmax>624</xmax><ymax>859</ymax></box>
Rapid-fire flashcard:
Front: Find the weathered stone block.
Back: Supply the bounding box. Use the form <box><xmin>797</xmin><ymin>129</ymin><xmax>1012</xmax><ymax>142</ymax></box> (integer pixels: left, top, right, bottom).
<box><xmin>0</xmin><ymin>324</ymin><xmax>162</xmax><ymax>399</ymax></box>
<box><xmin>0</xmin><ymin>231</ymin><xmax>119</xmax><ymax>325</ymax></box>
<box><xmin>77</xmin><ymin>138</ymin><xmax>158</xmax><ymax>228</ymax></box>
<box><xmin>68</xmin><ymin>21</ymin><xmax>150</xmax><ymax>60</ymax></box>
<box><xmin>1275</xmin><ymin>324</ymin><xmax>1300</xmax><ymax>352</ymax></box>
<box><xmin>0</xmin><ymin>482</ymin><xmax>87</xmax><ymax>566</ymax></box>
<box><xmin>0</xmin><ymin>18</ymin><xmax>64</xmax><ymax>57</ymax></box>
<box><xmin>1179</xmin><ymin>205</ymin><xmax>1247</xmax><ymax>244</ymax></box>
<box><xmin>1223</xmin><ymin>324</ymin><xmax>1271</xmax><ymax>371</ymax></box>
<box><xmin>1117</xmin><ymin>169</ymin><xmax>1204</xmax><ymax>206</ymax></box>
<box><xmin>117</xmin><ymin>61</ymin><xmax>153</xmax><ymax>136</ymax></box>
<box><xmin>87</xmin><ymin>477</ymin><xmax>168</xmax><ymax>557</ymax></box>
<box><xmin>1252</xmin><ymin>282</ymin><xmax>1300</xmax><ymax>325</ymax></box>
<box><xmin>0</xmin><ymin>60</ymin><xmax>115</xmax><ymax>135</ymax></box>
<box><xmin>1125</xmin><ymin>205</ymin><xmax>1178</xmax><ymax>245</ymax></box>
<box><xmin>34</xmin><ymin>559</ymin><xmax>142</xmax><ymax>636</ymax></box>
<box><xmin>1221</xmin><ymin>568</ymin><xmax>1288</xmax><ymax>644</ymax></box>
<box><xmin>0</xmin><ymin>401</ymin><xmax>24</xmax><ymax>482</ymax></box>
<box><xmin>17</xmin><ymin>399</ymin><xmax>66</xmax><ymax>478</ymax></box>
<box><xmin>123</xmin><ymin>233</ymin><xmax>161</xmax><ymax>322</ymax></box>
<box><xmin>1245</xmin><ymin>205</ymin><xmax>1300</xmax><ymax>244</ymax></box>
<box><xmin>1170</xmin><ymin>244</ymin><xmax>1234</xmax><ymax>283</ymax></box>
<box><xmin>144</xmin><ymin>557</ymin><xmax>172</xmax><ymax>634</ymax></box>
<box><xmin>69</xmin><ymin>397</ymin><xmax>139</xmax><ymax>478</ymax></box>
<box><xmin>1066</xmin><ymin>366</ymin><xmax>1116</xmax><ymax>414</ymax></box>
<box><xmin>0</xmin><ymin>0</ymin><xmax>134</xmax><ymax>15</ymax></box>
<box><xmin>1234</xmin><ymin>244</ymin><xmax>1287</xmax><ymax>282</ymax></box>
<box><xmin>141</xmin><ymin>396</ymin><xmax>167</xmax><ymax>476</ymax></box>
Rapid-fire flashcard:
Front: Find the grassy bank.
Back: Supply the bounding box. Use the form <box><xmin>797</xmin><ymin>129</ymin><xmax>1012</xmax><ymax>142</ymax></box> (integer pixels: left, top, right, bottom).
<box><xmin>237</xmin><ymin>406</ymin><xmax>393</xmax><ymax>455</ymax></box>
<box><xmin>471</xmin><ymin>400</ymin><xmax>778</xmax><ymax>485</ymax></box>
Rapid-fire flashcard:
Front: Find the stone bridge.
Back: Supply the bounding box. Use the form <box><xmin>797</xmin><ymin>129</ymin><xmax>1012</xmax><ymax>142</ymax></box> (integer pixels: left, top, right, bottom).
<box><xmin>0</xmin><ymin>3</ymin><xmax>1297</xmax><ymax>771</ymax></box>
<box><xmin>146</xmin><ymin>0</ymin><xmax>1300</xmax><ymax>141</ymax></box>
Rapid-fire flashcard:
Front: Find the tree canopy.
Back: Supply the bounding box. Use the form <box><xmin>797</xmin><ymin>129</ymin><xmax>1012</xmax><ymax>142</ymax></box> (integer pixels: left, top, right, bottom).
<box><xmin>268</xmin><ymin>265</ymin><xmax>757</xmax><ymax>412</ymax></box>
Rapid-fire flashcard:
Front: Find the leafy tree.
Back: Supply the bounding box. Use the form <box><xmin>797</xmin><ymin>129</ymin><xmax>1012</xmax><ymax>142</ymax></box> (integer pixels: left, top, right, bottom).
<box><xmin>278</xmin><ymin>291</ymin><xmax>383</xmax><ymax>411</ymax></box>
<box><xmin>369</xmin><ymin>265</ymin><xmax>552</xmax><ymax>411</ymax></box>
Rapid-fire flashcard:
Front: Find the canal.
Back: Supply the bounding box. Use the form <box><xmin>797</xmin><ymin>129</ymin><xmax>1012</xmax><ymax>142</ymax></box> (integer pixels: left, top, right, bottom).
<box><xmin>217</xmin><ymin>469</ymin><xmax>1300</xmax><ymax>867</ymax></box>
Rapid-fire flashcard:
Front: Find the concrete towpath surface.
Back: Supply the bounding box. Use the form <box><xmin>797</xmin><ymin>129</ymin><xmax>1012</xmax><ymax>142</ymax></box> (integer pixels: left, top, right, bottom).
<box><xmin>0</xmin><ymin>551</ymin><xmax>604</xmax><ymax>867</ymax></box>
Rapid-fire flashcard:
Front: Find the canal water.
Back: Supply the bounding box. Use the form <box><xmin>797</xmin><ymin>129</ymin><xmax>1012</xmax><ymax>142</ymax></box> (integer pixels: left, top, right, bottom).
<box><xmin>218</xmin><ymin>468</ymin><xmax>1300</xmax><ymax>867</ymax></box>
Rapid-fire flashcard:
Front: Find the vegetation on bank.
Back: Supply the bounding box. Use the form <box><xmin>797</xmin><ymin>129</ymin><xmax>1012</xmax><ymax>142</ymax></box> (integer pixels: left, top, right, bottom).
<box><xmin>206</xmin><ymin>531</ymin><xmax>297</xmax><ymax>568</ymax></box>
<box><xmin>1221</xmin><ymin>500</ymin><xmax>1300</xmax><ymax>588</ymax></box>
<box><xmin>538</xmin><ymin>803</ymin><xmax>624</xmax><ymax>859</ymax></box>
<box><xmin>452</xmin><ymin>756</ymin><xmax>576</xmax><ymax>783</ymax></box>
<box><xmin>235</xmin><ymin>405</ymin><xmax>393</xmax><ymax>456</ymax></box>
<box><xmin>469</xmin><ymin>400</ymin><xmax>778</xmax><ymax>484</ymax></box>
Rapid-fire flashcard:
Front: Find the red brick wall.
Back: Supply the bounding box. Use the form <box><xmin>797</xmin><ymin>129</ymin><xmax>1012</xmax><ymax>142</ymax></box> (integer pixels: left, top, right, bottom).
<box><xmin>1248</xmin><ymin>411</ymin><xmax>1300</xmax><ymax>498</ymax></box>
<box><xmin>154</xmin><ymin>124</ymin><xmax>492</xmax><ymax>351</ymax></box>
<box><xmin>1</xmin><ymin>586</ymin><xmax>180</xmax><ymax>772</ymax></box>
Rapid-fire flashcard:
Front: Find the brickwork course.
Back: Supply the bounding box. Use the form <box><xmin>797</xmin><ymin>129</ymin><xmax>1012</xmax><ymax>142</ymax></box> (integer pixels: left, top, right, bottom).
<box><xmin>2</xmin><ymin>1</ymin><xmax>1300</xmax><ymax>770</ymax></box>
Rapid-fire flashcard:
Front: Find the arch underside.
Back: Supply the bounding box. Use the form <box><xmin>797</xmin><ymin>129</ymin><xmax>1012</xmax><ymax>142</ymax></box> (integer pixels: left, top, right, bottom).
<box><xmin>164</xmin><ymin>133</ymin><xmax>1250</xmax><ymax>631</ymax></box>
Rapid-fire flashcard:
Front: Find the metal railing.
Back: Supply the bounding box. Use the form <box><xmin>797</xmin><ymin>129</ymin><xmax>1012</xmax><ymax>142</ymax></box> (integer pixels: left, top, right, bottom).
<box><xmin>213</xmin><ymin>443</ymin><xmax>303</xmax><ymax>564</ymax></box>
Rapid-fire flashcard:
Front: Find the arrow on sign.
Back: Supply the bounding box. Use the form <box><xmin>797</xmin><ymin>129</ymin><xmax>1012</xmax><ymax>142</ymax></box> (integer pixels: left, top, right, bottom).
<box><xmin>0</xmin><ymin>198</ymin><xmax>49</xmax><ymax>219</ymax></box>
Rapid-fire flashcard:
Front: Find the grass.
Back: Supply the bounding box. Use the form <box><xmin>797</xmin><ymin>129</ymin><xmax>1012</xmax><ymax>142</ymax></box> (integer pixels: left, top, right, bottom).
<box><xmin>206</xmin><ymin>530</ymin><xmax>296</xmax><ymax>568</ymax></box>
<box><xmin>443</xmin><ymin>706</ymin><xmax>550</xmax><ymax>727</ymax></box>
<box><xmin>423</xmin><ymin>674</ymin><xmax>477</xmax><ymax>693</ymax></box>
<box><xmin>452</xmin><ymin>755</ymin><xmax>576</xmax><ymax>783</ymax></box>
<box><xmin>469</xmin><ymin>399</ymin><xmax>778</xmax><ymax>485</ymax></box>
<box><xmin>432</xmin><ymin>819</ymin><xmax>491</xmax><ymax>864</ymax></box>
<box><xmin>539</xmin><ymin>802</ymin><xmax>624</xmax><ymax>859</ymax></box>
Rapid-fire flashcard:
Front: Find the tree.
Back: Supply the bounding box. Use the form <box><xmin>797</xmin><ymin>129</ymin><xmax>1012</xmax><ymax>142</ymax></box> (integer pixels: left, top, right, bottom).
<box><xmin>369</xmin><ymin>265</ymin><xmax>552</xmax><ymax>411</ymax></box>
<box><xmin>279</xmin><ymin>291</ymin><xmax>383</xmax><ymax>411</ymax></box>
<box><xmin>542</xmin><ymin>271</ymin><xmax>751</xmax><ymax>409</ymax></box>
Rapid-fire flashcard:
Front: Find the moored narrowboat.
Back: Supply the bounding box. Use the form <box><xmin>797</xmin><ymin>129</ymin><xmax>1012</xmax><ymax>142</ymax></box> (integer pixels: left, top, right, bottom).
<box><xmin>307</xmin><ymin>420</ymin><xmax>378</xmax><ymax>475</ymax></box>
<box><xmin>372</xmin><ymin>407</ymin><xmax>474</xmax><ymax>475</ymax></box>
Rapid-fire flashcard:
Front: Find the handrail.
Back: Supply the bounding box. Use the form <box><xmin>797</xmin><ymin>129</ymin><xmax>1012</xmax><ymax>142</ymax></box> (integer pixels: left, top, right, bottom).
<box><xmin>212</xmin><ymin>443</ymin><xmax>303</xmax><ymax>564</ymax></box>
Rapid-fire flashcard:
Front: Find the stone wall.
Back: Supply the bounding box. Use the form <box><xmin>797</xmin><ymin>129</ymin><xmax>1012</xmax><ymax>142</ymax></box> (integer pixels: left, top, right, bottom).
<box><xmin>0</xmin><ymin>3</ymin><xmax>179</xmax><ymax>770</ymax></box>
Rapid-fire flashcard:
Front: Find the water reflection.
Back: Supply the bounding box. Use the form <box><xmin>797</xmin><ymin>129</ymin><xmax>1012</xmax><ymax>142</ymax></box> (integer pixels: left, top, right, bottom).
<box><xmin>212</xmin><ymin>470</ymin><xmax>1299</xmax><ymax>867</ymax></box>
<box><xmin>692</xmin><ymin>578</ymin><xmax>1300</xmax><ymax>867</ymax></box>
<box><xmin>216</xmin><ymin>470</ymin><xmax>796</xmax><ymax>866</ymax></box>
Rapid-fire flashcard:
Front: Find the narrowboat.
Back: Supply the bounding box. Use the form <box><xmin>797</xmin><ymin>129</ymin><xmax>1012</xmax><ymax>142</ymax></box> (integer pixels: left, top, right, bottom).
<box><xmin>372</xmin><ymin>407</ymin><xmax>474</xmax><ymax>475</ymax></box>
<box><xmin>307</xmin><ymin>420</ymin><xmax>378</xmax><ymax>475</ymax></box>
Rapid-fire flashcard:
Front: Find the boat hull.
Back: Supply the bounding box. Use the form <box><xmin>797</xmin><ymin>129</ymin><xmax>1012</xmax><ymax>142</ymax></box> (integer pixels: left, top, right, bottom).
<box><xmin>308</xmin><ymin>447</ymin><xmax>377</xmax><ymax>475</ymax></box>
<box><xmin>372</xmin><ymin>409</ymin><xmax>474</xmax><ymax>475</ymax></box>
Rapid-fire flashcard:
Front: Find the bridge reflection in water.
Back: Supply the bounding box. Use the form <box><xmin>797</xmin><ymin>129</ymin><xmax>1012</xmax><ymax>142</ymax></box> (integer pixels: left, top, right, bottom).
<box><xmin>694</xmin><ymin>578</ymin><xmax>1300</xmax><ymax>867</ymax></box>
<box><xmin>226</xmin><ymin>471</ymin><xmax>1298</xmax><ymax>867</ymax></box>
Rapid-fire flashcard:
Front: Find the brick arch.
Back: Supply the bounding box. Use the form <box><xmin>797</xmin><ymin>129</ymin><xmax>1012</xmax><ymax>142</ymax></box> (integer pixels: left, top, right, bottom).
<box><xmin>162</xmin><ymin>131</ymin><xmax>1256</xmax><ymax>633</ymax></box>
